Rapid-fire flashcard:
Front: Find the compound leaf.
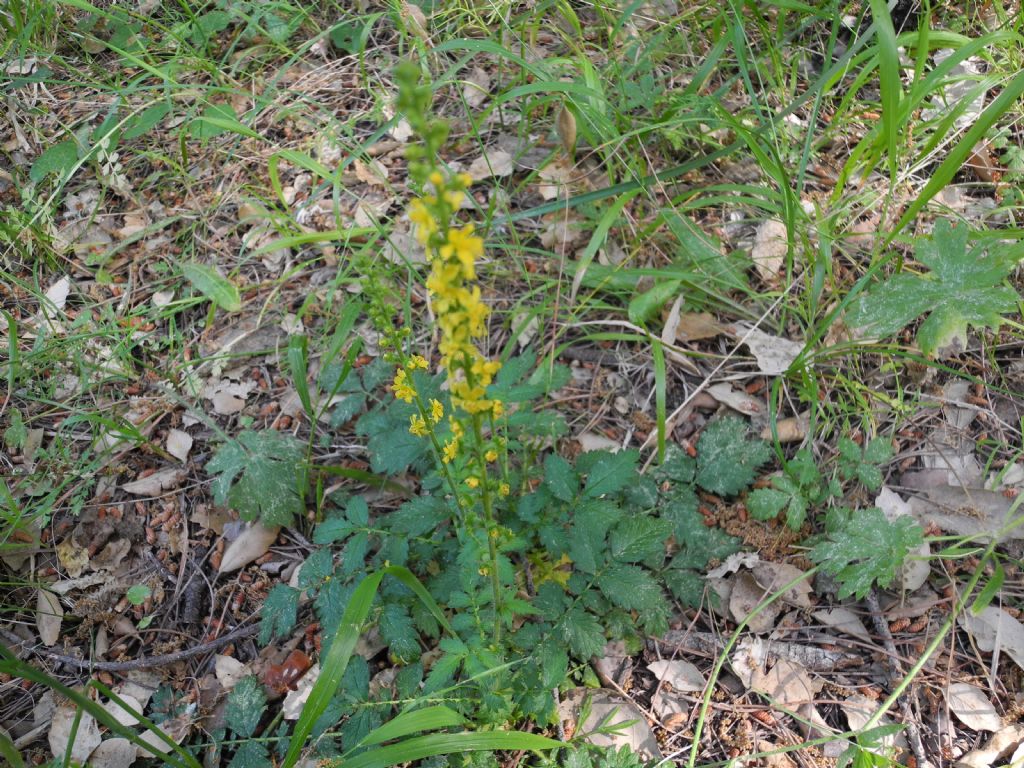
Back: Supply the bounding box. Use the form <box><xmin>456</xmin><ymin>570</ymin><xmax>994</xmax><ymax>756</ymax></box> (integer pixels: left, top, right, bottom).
<box><xmin>848</xmin><ymin>220</ymin><xmax>1021</xmax><ymax>356</ymax></box>
<box><xmin>225</xmin><ymin>676</ymin><xmax>266</xmax><ymax>738</ymax></box>
<box><xmin>810</xmin><ymin>507</ymin><xmax>923</xmax><ymax>600</ymax></box>
<box><xmin>260</xmin><ymin>584</ymin><xmax>299</xmax><ymax>644</ymax></box>
<box><xmin>695</xmin><ymin>418</ymin><xmax>771</xmax><ymax>496</ymax></box>
<box><xmin>207</xmin><ymin>430</ymin><xmax>306</xmax><ymax>526</ymax></box>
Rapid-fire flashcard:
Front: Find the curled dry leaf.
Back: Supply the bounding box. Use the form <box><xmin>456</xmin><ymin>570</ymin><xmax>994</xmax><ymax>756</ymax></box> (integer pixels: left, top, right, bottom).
<box><xmin>49</xmin><ymin>703</ymin><xmax>102</xmax><ymax>765</ymax></box>
<box><xmin>957</xmin><ymin>723</ymin><xmax>1024</xmax><ymax>768</ymax></box>
<box><xmin>121</xmin><ymin>467</ymin><xmax>185</xmax><ymax>496</ymax></box>
<box><xmin>760</xmin><ymin>413</ymin><xmax>809</xmax><ymax>443</ymax></box>
<box><xmin>165</xmin><ymin>429</ymin><xmax>192</xmax><ymax>463</ymax></box>
<box><xmin>948</xmin><ymin>682</ymin><xmax>1002</xmax><ymax>732</ymax></box>
<box><xmin>283</xmin><ymin>663</ymin><xmax>319</xmax><ymax>720</ymax></box>
<box><xmin>203</xmin><ymin>377</ymin><xmax>256</xmax><ymax>416</ymax></box>
<box><xmin>136</xmin><ymin>711</ymin><xmax>192</xmax><ymax>756</ymax></box>
<box><xmin>576</xmin><ymin>431</ymin><xmax>621</xmax><ymax>453</ymax></box>
<box><xmin>36</xmin><ymin>588</ymin><xmax>63</xmax><ymax>645</ymax></box>
<box><xmin>841</xmin><ymin>694</ymin><xmax>907</xmax><ymax>754</ymax></box>
<box><xmin>218</xmin><ymin>522</ymin><xmax>281</xmax><ymax>574</ymax></box>
<box><xmin>557</xmin><ymin>104</ymin><xmax>577</xmax><ymax>155</ymax></box>
<box><xmin>706</xmin><ymin>383</ymin><xmax>764</xmax><ymax>419</ymax></box>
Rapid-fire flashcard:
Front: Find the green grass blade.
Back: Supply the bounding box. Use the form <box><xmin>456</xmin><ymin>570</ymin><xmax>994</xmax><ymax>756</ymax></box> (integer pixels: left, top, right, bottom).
<box><xmin>570</xmin><ymin>190</ymin><xmax>639</xmax><ymax>304</ymax></box>
<box><xmin>868</xmin><ymin>0</ymin><xmax>903</xmax><ymax>176</ymax></box>
<box><xmin>0</xmin><ymin>729</ymin><xmax>22</xmax><ymax>768</ymax></box>
<box><xmin>651</xmin><ymin>337</ymin><xmax>666</xmax><ymax>463</ymax></box>
<box><xmin>341</xmin><ymin>731</ymin><xmax>563</xmax><ymax>768</ymax></box>
<box><xmin>282</xmin><ymin>566</ymin><xmax>453</xmax><ymax>768</ymax></box>
<box><xmin>890</xmin><ymin>67</ymin><xmax>1024</xmax><ymax>238</ymax></box>
<box><xmin>355</xmin><ymin>706</ymin><xmax>466</xmax><ymax>749</ymax></box>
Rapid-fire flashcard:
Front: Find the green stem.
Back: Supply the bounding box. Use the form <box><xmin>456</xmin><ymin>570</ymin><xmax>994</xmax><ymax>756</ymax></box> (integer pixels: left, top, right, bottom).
<box><xmin>472</xmin><ymin>412</ymin><xmax>502</xmax><ymax>646</ymax></box>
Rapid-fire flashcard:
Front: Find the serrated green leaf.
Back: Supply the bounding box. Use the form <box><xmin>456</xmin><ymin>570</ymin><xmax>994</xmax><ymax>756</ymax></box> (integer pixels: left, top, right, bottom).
<box><xmin>663</xmin><ymin>568</ymin><xmax>705</xmax><ymax>607</ymax></box>
<box><xmin>299</xmin><ymin>547</ymin><xmax>334</xmax><ymax>589</ymax></box>
<box><xmin>181</xmin><ymin>262</ymin><xmax>241</xmax><ymax>312</ymax></box>
<box><xmin>206</xmin><ymin>430</ymin><xmax>306</xmax><ymax>526</ymax></box>
<box><xmin>809</xmin><ymin>507</ymin><xmax>923</xmax><ymax>600</ymax></box>
<box><xmin>388</xmin><ymin>496</ymin><xmax>446</xmax><ymax>537</ymax></box>
<box><xmin>260</xmin><ymin>584</ymin><xmax>299</xmax><ymax>644</ymax></box>
<box><xmin>582</xmin><ymin>449</ymin><xmax>639</xmax><ymax>498</ymax></box>
<box><xmin>848</xmin><ymin>220</ymin><xmax>1022</xmax><ymax>356</ymax></box>
<box><xmin>560</xmin><ymin>607</ymin><xmax>606</xmax><ymax>658</ymax></box>
<box><xmin>379</xmin><ymin>603</ymin><xmax>419</xmax><ymax>662</ymax></box>
<box><xmin>225</xmin><ymin>676</ymin><xmax>266</xmax><ymax>738</ymax></box>
<box><xmin>229</xmin><ymin>742</ymin><xmax>269</xmax><ymax>768</ymax></box>
<box><xmin>609</xmin><ymin>516</ymin><xmax>672</xmax><ymax>563</ymax></box>
<box><xmin>695</xmin><ymin>417</ymin><xmax>770</xmax><ymax>495</ymax></box>
<box><xmin>125</xmin><ymin>584</ymin><xmax>151</xmax><ymax>605</ymax></box>
<box><xmin>596</xmin><ymin>564</ymin><xmax>663</xmax><ymax>610</ymax></box>
<box><xmin>747</xmin><ymin>488</ymin><xmax>790</xmax><ymax>520</ymax></box>
<box><xmin>543</xmin><ymin>454</ymin><xmax>578</xmax><ymax>502</ymax></box>
<box><xmin>30</xmin><ymin>139</ymin><xmax>79</xmax><ymax>182</ymax></box>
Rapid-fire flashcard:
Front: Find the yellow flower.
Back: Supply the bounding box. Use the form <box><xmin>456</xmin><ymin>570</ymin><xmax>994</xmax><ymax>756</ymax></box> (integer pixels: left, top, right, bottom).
<box><xmin>430</xmin><ymin>399</ymin><xmax>444</xmax><ymax>424</ymax></box>
<box><xmin>409</xmin><ymin>414</ymin><xmax>429</xmax><ymax>436</ymax></box>
<box><xmin>409</xmin><ymin>199</ymin><xmax>436</xmax><ymax>245</ymax></box>
<box><xmin>391</xmin><ymin>368</ymin><xmax>415</xmax><ymax>403</ymax></box>
<box><xmin>428</xmin><ymin>170</ymin><xmax>444</xmax><ymax>188</ymax></box>
<box><xmin>485</xmin><ymin>449</ymin><xmax>498</xmax><ymax>462</ymax></box>
<box><xmin>457</xmin><ymin>172</ymin><xmax>473</xmax><ymax>188</ymax></box>
<box><xmin>465</xmin><ymin>476</ymin><xmax>479</xmax><ymax>488</ymax></box>
<box><xmin>408</xmin><ymin>355</ymin><xmax>429</xmax><ymax>370</ymax></box>
<box><xmin>499</xmin><ymin>483</ymin><xmax>510</xmax><ymax>497</ymax></box>
<box><xmin>442</xmin><ymin>438</ymin><xmax>459</xmax><ymax>464</ymax></box>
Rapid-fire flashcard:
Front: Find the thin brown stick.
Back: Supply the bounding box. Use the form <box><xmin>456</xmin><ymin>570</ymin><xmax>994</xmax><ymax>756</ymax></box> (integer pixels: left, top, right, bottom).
<box><xmin>31</xmin><ymin>623</ymin><xmax>259</xmax><ymax>673</ymax></box>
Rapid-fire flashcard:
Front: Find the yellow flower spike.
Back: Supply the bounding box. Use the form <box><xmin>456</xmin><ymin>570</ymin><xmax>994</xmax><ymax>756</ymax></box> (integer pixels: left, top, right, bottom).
<box><xmin>409</xmin><ymin>414</ymin><xmax>429</xmax><ymax>436</ymax></box>
<box><xmin>499</xmin><ymin>483</ymin><xmax>510</xmax><ymax>497</ymax></box>
<box><xmin>442</xmin><ymin>438</ymin><xmax>459</xmax><ymax>464</ymax></box>
<box><xmin>466</xmin><ymin>476</ymin><xmax>479</xmax><ymax>489</ymax></box>
<box><xmin>485</xmin><ymin>449</ymin><xmax>498</xmax><ymax>462</ymax></box>
<box><xmin>391</xmin><ymin>368</ymin><xmax>415</xmax><ymax>403</ymax></box>
<box><xmin>408</xmin><ymin>355</ymin><xmax>429</xmax><ymax>370</ymax></box>
<box><xmin>492</xmin><ymin>401</ymin><xmax>504</xmax><ymax>418</ymax></box>
<box><xmin>430</xmin><ymin>399</ymin><xmax>444</xmax><ymax>424</ymax></box>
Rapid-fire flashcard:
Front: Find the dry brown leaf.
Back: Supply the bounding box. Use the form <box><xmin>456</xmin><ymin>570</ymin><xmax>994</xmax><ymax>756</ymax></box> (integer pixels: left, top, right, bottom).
<box><xmin>354</xmin><ymin>158</ymin><xmax>389</xmax><ymax>187</ymax></box>
<box><xmin>557</xmin><ymin>104</ymin><xmax>577</xmax><ymax>155</ymax></box>
<box><xmin>462</xmin><ymin>66</ymin><xmax>491</xmax><ymax>108</ymax></box>
<box><xmin>840</xmin><ymin>694</ymin><xmax>907</xmax><ymax>754</ymax></box>
<box><xmin>957</xmin><ymin>723</ymin><xmax>1024</xmax><ymax>768</ymax></box>
<box><xmin>36</xmin><ymin>588</ymin><xmax>63</xmax><ymax>646</ymax></box>
<box><xmin>706</xmin><ymin>383</ymin><xmax>765</xmax><ymax>419</ymax></box>
<box><xmin>214</xmin><ymin>654</ymin><xmax>248</xmax><ymax>690</ymax></box>
<box><xmin>734</xmin><ymin>324</ymin><xmax>804</xmax><ymax>376</ymax></box>
<box><xmin>729</xmin><ymin>571</ymin><xmax>781</xmax><ymax>633</ymax></box>
<box><xmin>284</xmin><ymin>664</ymin><xmax>319</xmax><ymax>720</ymax></box>
<box><xmin>760</xmin><ymin>414</ymin><xmax>808</xmax><ymax>443</ymax></box>
<box><xmin>647</xmin><ymin>659</ymin><xmax>704</xmax><ymax>692</ymax></box>
<box><xmin>812</xmin><ymin>607</ymin><xmax>871</xmax><ymax>642</ymax></box>
<box><xmin>673</xmin><ymin>312</ymin><xmax>725</xmax><ymax>342</ymax></box>
<box><xmin>751</xmin><ymin>561</ymin><xmax>813</xmax><ymax>609</ymax></box>
<box><xmin>49</xmin><ymin>703</ymin><xmax>102</xmax><ymax>765</ymax></box>
<box><xmin>958</xmin><ymin>607</ymin><xmax>1024</xmax><ymax>673</ymax></box>
<box><xmin>166</xmin><ymin>429</ymin><xmax>192</xmax><ymax>463</ymax></box>
<box><xmin>467</xmin><ymin>149</ymin><xmax>514</xmax><ymax>180</ymax></box>
<box><xmin>751</xmin><ymin>219</ymin><xmax>789</xmax><ymax>283</ymax></box>
<box><xmin>121</xmin><ymin>468</ymin><xmax>186</xmax><ymax>496</ymax></box>
<box><xmin>88</xmin><ymin>738</ymin><xmax>137</xmax><ymax>768</ymax></box>
<box><xmin>56</xmin><ymin>536</ymin><xmax>89</xmax><ymax>578</ymax></box>
<box><xmin>751</xmin><ymin>658</ymin><xmax>819</xmax><ymax>709</ymax></box>
<box><xmin>576</xmin><ymin>432</ymin><xmax>621</xmax><ymax>453</ymax></box>
<box><xmin>102</xmin><ymin>694</ymin><xmax>143</xmax><ymax>727</ymax></box>
<box><xmin>219</xmin><ymin>522</ymin><xmax>280</xmax><ymax>573</ymax></box>
<box><xmin>948</xmin><ymin>682</ymin><xmax>1002</xmax><ymax>732</ymax></box>
<box><xmin>136</xmin><ymin>711</ymin><xmax>192</xmax><ymax>757</ymax></box>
